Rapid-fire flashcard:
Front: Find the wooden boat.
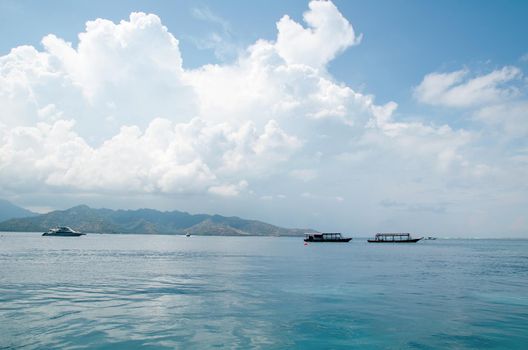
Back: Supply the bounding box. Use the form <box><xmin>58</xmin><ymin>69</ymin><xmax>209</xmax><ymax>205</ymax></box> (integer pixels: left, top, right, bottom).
<box><xmin>368</xmin><ymin>233</ymin><xmax>422</xmax><ymax>243</ymax></box>
<box><xmin>304</xmin><ymin>232</ymin><xmax>352</xmax><ymax>243</ymax></box>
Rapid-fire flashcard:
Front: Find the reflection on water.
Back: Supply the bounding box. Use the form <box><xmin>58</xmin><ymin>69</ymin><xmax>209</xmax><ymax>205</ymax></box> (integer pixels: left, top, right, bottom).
<box><xmin>1</xmin><ymin>233</ymin><xmax>527</xmax><ymax>349</ymax></box>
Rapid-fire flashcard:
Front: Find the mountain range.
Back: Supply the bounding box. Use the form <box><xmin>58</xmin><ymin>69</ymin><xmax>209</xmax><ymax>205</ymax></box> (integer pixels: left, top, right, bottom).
<box><xmin>0</xmin><ymin>203</ymin><xmax>313</xmax><ymax>236</ymax></box>
<box><xmin>0</xmin><ymin>199</ymin><xmax>37</xmax><ymax>222</ymax></box>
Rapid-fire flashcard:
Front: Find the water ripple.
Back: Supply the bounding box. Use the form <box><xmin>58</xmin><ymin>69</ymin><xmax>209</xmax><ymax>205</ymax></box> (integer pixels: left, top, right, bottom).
<box><xmin>1</xmin><ymin>234</ymin><xmax>527</xmax><ymax>349</ymax></box>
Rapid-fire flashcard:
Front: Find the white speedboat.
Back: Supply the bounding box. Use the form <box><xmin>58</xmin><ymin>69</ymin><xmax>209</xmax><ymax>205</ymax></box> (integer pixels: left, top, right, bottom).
<box><xmin>42</xmin><ymin>226</ymin><xmax>85</xmax><ymax>237</ymax></box>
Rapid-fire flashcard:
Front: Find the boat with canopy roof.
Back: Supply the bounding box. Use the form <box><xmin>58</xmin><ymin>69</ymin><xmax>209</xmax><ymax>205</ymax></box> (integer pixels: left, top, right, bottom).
<box><xmin>368</xmin><ymin>233</ymin><xmax>422</xmax><ymax>243</ymax></box>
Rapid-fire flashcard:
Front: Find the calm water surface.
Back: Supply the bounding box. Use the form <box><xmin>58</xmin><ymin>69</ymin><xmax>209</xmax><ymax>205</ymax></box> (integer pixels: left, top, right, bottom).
<box><xmin>1</xmin><ymin>233</ymin><xmax>527</xmax><ymax>349</ymax></box>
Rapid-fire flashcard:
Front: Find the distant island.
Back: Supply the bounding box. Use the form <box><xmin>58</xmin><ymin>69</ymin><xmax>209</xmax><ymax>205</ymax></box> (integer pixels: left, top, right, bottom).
<box><xmin>0</xmin><ymin>203</ymin><xmax>314</xmax><ymax>236</ymax></box>
<box><xmin>0</xmin><ymin>199</ymin><xmax>38</xmax><ymax>222</ymax></box>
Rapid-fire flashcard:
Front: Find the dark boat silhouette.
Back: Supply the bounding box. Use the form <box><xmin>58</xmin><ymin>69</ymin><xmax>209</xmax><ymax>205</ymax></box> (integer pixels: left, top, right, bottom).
<box><xmin>368</xmin><ymin>233</ymin><xmax>422</xmax><ymax>243</ymax></box>
<box><xmin>304</xmin><ymin>232</ymin><xmax>352</xmax><ymax>243</ymax></box>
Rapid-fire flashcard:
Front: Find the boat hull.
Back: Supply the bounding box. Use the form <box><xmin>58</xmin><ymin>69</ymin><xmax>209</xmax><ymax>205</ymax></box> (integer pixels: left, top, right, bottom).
<box><xmin>42</xmin><ymin>232</ymin><xmax>85</xmax><ymax>237</ymax></box>
<box><xmin>368</xmin><ymin>238</ymin><xmax>422</xmax><ymax>243</ymax></box>
<box><xmin>304</xmin><ymin>238</ymin><xmax>352</xmax><ymax>243</ymax></box>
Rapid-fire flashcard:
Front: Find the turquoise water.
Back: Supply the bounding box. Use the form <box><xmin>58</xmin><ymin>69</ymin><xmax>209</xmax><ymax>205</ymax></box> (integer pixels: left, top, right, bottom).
<box><xmin>1</xmin><ymin>233</ymin><xmax>527</xmax><ymax>349</ymax></box>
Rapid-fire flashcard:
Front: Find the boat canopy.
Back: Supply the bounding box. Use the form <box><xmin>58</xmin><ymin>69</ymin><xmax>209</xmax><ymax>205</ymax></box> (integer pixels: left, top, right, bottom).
<box><xmin>305</xmin><ymin>232</ymin><xmax>343</xmax><ymax>238</ymax></box>
<box><xmin>375</xmin><ymin>233</ymin><xmax>411</xmax><ymax>237</ymax></box>
<box><xmin>372</xmin><ymin>233</ymin><xmax>413</xmax><ymax>241</ymax></box>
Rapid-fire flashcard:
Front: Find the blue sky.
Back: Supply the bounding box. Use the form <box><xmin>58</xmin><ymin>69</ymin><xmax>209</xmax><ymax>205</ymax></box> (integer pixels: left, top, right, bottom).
<box><xmin>0</xmin><ymin>1</ymin><xmax>527</xmax><ymax>237</ymax></box>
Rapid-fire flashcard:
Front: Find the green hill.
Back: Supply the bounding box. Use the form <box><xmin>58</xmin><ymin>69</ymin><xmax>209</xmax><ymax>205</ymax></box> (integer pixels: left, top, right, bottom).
<box><xmin>0</xmin><ymin>205</ymin><xmax>313</xmax><ymax>236</ymax></box>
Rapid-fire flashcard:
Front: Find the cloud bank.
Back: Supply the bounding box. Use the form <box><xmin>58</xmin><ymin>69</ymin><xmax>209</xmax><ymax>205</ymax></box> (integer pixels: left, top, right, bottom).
<box><xmin>0</xmin><ymin>1</ymin><xmax>376</xmax><ymax>196</ymax></box>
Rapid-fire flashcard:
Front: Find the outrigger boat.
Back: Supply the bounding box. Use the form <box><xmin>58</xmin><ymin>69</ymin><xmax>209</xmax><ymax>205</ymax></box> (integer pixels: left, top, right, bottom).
<box><xmin>368</xmin><ymin>233</ymin><xmax>422</xmax><ymax>243</ymax></box>
<box><xmin>304</xmin><ymin>232</ymin><xmax>352</xmax><ymax>243</ymax></box>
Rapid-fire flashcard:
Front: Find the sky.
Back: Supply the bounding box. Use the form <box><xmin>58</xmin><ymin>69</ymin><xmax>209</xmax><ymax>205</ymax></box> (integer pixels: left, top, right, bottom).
<box><xmin>0</xmin><ymin>0</ymin><xmax>527</xmax><ymax>237</ymax></box>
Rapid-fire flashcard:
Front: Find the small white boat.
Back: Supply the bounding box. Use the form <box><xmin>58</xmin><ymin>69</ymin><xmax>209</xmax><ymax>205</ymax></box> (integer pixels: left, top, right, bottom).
<box><xmin>42</xmin><ymin>226</ymin><xmax>85</xmax><ymax>237</ymax></box>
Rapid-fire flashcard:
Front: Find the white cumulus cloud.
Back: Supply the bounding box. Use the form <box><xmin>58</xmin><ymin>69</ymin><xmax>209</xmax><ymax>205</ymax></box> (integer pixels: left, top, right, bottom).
<box><xmin>0</xmin><ymin>117</ymin><xmax>300</xmax><ymax>195</ymax></box>
<box><xmin>0</xmin><ymin>1</ymin><xmax>490</xmax><ymax>198</ymax></box>
<box><xmin>275</xmin><ymin>0</ymin><xmax>361</xmax><ymax>68</ymax></box>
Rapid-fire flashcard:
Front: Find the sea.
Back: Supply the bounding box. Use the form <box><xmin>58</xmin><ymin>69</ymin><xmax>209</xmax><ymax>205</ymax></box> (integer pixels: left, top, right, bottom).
<box><xmin>0</xmin><ymin>233</ymin><xmax>527</xmax><ymax>349</ymax></box>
